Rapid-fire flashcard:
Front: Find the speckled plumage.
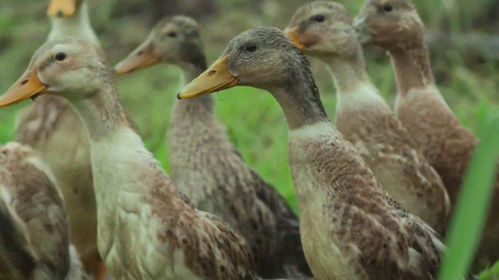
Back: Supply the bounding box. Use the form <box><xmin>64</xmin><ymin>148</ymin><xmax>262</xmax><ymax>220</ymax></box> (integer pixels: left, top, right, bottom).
<box><xmin>116</xmin><ymin>16</ymin><xmax>310</xmax><ymax>278</ymax></box>
<box><xmin>15</xmin><ymin>1</ymin><xmax>101</xmax><ymax>275</ymax></box>
<box><xmin>355</xmin><ymin>0</ymin><xmax>499</xmax><ymax>268</ymax></box>
<box><xmin>179</xmin><ymin>27</ymin><xmax>446</xmax><ymax>280</ymax></box>
<box><xmin>289</xmin><ymin>123</ymin><xmax>443</xmax><ymax>280</ymax></box>
<box><xmin>0</xmin><ymin>142</ymin><xmax>87</xmax><ymax>280</ymax></box>
<box><xmin>11</xmin><ymin>38</ymin><xmax>258</xmax><ymax>280</ymax></box>
<box><xmin>169</xmin><ymin>98</ymin><xmax>303</xmax><ymax>277</ymax></box>
<box><xmin>336</xmin><ymin>101</ymin><xmax>449</xmax><ymax>233</ymax></box>
<box><xmin>286</xmin><ymin>1</ymin><xmax>450</xmax><ymax>233</ymax></box>
<box><xmin>90</xmin><ymin>127</ymin><xmax>256</xmax><ymax>280</ymax></box>
<box><xmin>395</xmin><ymin>87</ymin><xmax>477</xmax><ymax>201</ymax></box>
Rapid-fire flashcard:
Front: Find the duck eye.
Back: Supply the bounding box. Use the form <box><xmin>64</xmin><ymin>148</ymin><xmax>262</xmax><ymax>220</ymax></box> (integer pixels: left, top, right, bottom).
<box><xmin>313</xmin><ymin>14</ymin><xmax>325</xmax><ymax>22</ymax></box>
<box><xmin>167</xmin><ymin>32</ymin><xmax>177</xmax><ymax>38</ymax></box>
<box><xmin>54</xmin><ymin>52</ymin><xmax>66</xmax><ymax>61</ymax></box>
<box><xmin>383</xmin><ymin>4</ymin><xmax>393</xmax><ymax>12</ymax></box>
<box><xmin>245</xmin><ymin>44</ymin><xmax>257</xmax><ymax>52</ymax></box>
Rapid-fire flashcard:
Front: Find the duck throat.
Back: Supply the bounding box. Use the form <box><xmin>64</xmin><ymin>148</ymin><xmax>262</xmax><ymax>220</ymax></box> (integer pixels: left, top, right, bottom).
<box><xmin>324</xmin><ymin>51</ymin><xmax>370</xmax><ymax>95</ymax></box>
<box><xmin>71</xmin><ymin>84</ymin><xmax>130</xmax><ymax>141</ymax></box>
<box><xmin>48</xmin><ymin>1</ymin><xmax>99</xmax><ymax>45</ymax></box>
<box><xmin>389</xmin><ymin>45</ymin><xmax>435</xmax><ymax>97</ymax></box>
<box><xmin>271</xmin><ymin>75</ymin><xmax>329</xmax><ymax>130</ymax></box>
<box><xmin>323</xmin><ymin>54</ymin><xmax>388</xmax><ymax>117</ymax></box>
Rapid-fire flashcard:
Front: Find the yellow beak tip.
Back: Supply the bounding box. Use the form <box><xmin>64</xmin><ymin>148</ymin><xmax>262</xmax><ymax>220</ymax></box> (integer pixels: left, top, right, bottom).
<box><xmin>285</xmin><ymin>27</ymin><xmax>305</xmax><ymax>50</ymax></box>
<box><xmin>0</xmin><ymin>70</ymin><xmax>47</xmax><ymax>107</ymax></box>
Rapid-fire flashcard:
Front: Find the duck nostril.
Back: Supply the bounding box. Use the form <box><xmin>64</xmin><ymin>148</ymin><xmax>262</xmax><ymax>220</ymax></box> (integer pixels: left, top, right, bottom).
<box><xmin>57</xmin><ymin>10</ymin><xmax>63</xmax><ymax>17</ymax></box>
<box><xmin>136</xmin><ymin>51</ymin><xmax>144</xmax><ymax>56</ymax></box>
<box><xmin>208</xmin><ymin>70</ymin><xmax>216</xmax><ymax>76</ymax></box>
<box><xmin>21</xmin><ymin>79</ymin><xmax>28</xmax><ymax>86</ymax></box>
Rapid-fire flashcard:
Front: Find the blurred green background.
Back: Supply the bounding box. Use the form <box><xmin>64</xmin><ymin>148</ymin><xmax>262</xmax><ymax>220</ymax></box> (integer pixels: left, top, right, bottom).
<box><xmin>0</xmin><ymin>0</ymin><xmax>497</xmax><ymax>277</ymax></box>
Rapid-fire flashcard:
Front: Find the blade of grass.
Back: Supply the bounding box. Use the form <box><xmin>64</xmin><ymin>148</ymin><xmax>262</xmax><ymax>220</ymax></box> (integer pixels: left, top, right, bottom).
<box><xmin>439</xmin><ymin>110</ymin><xmax>499</xmax><ymax>280</ymax></box>
<box><xmin>479</xmin><ymin>260</ymin><xmax>499</xmax><ymax>280</ymax></box>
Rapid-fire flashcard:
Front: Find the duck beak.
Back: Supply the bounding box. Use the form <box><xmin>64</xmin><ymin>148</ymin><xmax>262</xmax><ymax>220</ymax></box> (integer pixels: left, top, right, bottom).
<box><xmin>114</xmin><ymin>41</ymin><xmax>161</xmax><ymax>74</ymax></box>
<box><xmin>177</xmin><ymin>56</ymin><xmax>238</xmax><ymax>99</ymax></box>
<box><xmin>48</xmin><ymin>0</ymin><xmax>78</xmax><ymax>17</ymax></box>
<box><xmin>284</xmin><ymin>26</ymin><xmax>305</xmax><ymax>50</ymax></box>
<box><xmin>353</xmin><ymin>14</ymin><xmax>372</xmax><ymax>44</ymax></box>
<box><xmin>0</xmin><ymin>69</ymin><xmax>48</xmax><ymax>107</ymax></box>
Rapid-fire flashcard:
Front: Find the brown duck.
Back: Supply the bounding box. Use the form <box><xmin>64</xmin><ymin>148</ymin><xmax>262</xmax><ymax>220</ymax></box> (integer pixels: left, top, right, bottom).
<box><xmin>355</xmin><ymin>0</ymin><xmax>499</xmax><ymax>269</ymax></box>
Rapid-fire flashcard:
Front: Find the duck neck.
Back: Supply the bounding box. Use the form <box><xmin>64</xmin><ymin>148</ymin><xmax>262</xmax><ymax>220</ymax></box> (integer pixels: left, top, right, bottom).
<box><xmin>270</xmin><ymin>68</ymin><xmax>329</xmax><ymax>130</ymax></box>
<box><xmin>71</xmin><ymin>82</ymin><xmax>130</xmax><ymax>141</ymax></box>
<box><xmin>322</xmin><ymin>49</ymin><xmax>387</xmax><ymax>114</ymax></box>
<box><xmin>323</xmin><ymin>50</ymin><xmax>371</xmax><ymax>95</ymax></box>
<box><xmin>174</xmin><ymin>61</ymin><xmax>213</xmax><ymax>114</ymax></box>
<box><xmin>389</xmin><ymin>44</ymin><xmax>435</xmax><ymax>97</ymax></box>
<box><xmin>48</xmin><ymin>1</ymin><xmax>99</xmax><ymax>45</ymax></box>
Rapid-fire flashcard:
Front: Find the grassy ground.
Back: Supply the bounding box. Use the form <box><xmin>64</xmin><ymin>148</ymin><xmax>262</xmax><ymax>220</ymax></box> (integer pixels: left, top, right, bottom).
<box><xmin>0</xmin><ymin>0</ymin><xmax>498</xmax><ymax>278</ymax></box>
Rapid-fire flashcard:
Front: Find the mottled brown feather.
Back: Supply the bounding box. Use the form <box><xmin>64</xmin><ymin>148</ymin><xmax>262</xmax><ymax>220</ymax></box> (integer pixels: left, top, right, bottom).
<box><xmin>290</xmin><ymin>128</ymin><xmax>443</xmax><ymax>280</ymax></box>
<box><xmin>0</xmin><ymin>142</ymin><xmax>86</xmax><ymax>279</ymax></box>
<box><xmin>337</xmin><ymin>105</ymin><xmax>450</xmax><ymax>233</ymax></box>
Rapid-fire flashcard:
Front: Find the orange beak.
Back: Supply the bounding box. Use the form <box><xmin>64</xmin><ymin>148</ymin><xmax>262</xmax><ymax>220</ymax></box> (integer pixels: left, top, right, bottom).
<box><xmin>114</xmin><ymin>42</ymin><xmax>161</xmax><ymax>74</ymax></box>
<box><xmin>284</xmin><ymin>26</ymin><xmax>305</xmax><ymax>50</ymax></box>
<box><xmin>177</xmin><ymin>56</ymin><xmax>238</xmax><ymax>99</ymax></box>
<box><xmin>47</xmin><ymin>0</ymin><xmax>78</xmax><ymax>17</ymax></box>
<box><xmin>0</xmin><ymin>70</ymin><xmax>48</xmax><ymax>107</ymax></box>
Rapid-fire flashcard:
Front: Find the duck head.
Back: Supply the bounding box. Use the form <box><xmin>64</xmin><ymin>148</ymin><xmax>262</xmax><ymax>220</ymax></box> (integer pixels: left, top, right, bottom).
<box><xmin>0</xmin><ymin>39</ymin><xmax>107</xmax><ymax>107</ymax></box>
<box><xmin>178</xmin><ymin>27</ymin><xmax>314</xmax><ymax>99</ymax></box>
<box><xmin>114</xmin><ymin>15</ymin><xmax>206</xmax><ymax>74</ymax></box>
<box><xmin>354</xmin><ymin>0</ymin><xmax>425</xmax><ymax>50</ymax></box>
<box><xmin>285</xmin><ymin>1</ymin><xmax>358</xmax><ymax>60</ymax></box>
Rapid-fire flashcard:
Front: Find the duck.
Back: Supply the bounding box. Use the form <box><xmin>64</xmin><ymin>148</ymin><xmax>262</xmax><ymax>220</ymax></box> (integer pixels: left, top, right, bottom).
<box><xmin>177</xmin><ymin>26</ymin><xmax>445</xmax><ymax>280</ymax></box>
<box><xmin>0</xmin><ymin>142</ymin><xmax>88</xmax><ymax>280</ymax></box>
<box><xmin>114</xmin><ymin>15</ymin><xmax>310</xmax><ymax>278</ymax></box>
<box><xmin>0</xmin><ymin>38</ymin><xmax>256</xmax><ymax>280</ymax></box>
<box><xmin>284</xmin><ymin>1</ymin><xmax>450</xmax><ymax>234</ymax></box>
<box><xmin>354</xmin><ymin>0</ymin><xmax>499</xmax><ymax>269</ymax></box>
<box><xmin>15</xmin><ymin>0</ymin><xmax>103</xmax><ymax>277</ymax></box>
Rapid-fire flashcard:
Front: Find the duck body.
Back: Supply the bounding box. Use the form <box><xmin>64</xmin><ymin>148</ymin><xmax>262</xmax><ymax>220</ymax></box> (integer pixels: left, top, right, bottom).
<box><xmin>335</xmin><ymin>83</ymin><xmax>449</xmax><ymax>233</ymax></box>
<box><xmin>169</xmin><ymin>86</ymin><xmax>305</xmax><ymax>278</ymax></box>
<box><xmin>394</xmin><ymin>86</ymin><xmax>477</xmax><ymax>202</ymax></box>
<box><xmin>15</xmin><ymin>1</ymin><xmax>102</xmax><ymax>275</ymax></box>
<box><xmin>0</xmin><ymin>142</ymin><xmax>87</xmax><ymax>280</ymax></box>
<box><xmin>395</xmin><ymin>85</ymin><xmax>499</xmax><ymax>267</ymax></box>
<box><xmin>89</xmin><ymin>126</ymin><xmax>254</xmax><ymax>280</ymax></box>
<box><xmin>289</xmin><ymin>122</ymin><xmax>443</xmax><ymax>280</ymax></box>
<box><xmin>169</xmin><ymin>97</ymin><xmax>276</xmax><ymax>269</ymax></box>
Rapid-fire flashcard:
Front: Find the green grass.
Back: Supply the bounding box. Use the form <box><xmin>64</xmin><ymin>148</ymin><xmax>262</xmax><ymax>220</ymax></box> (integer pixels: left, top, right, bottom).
<box><xmin>439</xmin><ymin>111</ymin><xmax>499</xmax><ymax>280</ymax></box>
<box><xmin>0</xmin><ymin>0</ymin><xmax>498</xmax><ymax>278</ymax></box>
